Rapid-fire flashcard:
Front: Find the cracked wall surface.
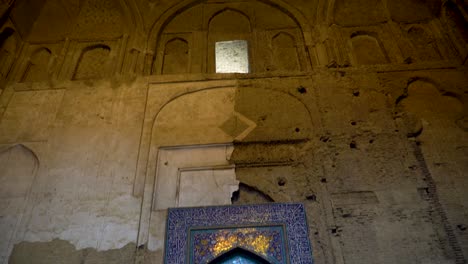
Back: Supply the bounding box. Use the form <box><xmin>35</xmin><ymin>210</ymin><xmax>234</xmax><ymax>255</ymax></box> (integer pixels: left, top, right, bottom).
<box><xmin>0</xmin><ymin>0</ymin><xmax>467</xmax><ymax>263</ymax></box>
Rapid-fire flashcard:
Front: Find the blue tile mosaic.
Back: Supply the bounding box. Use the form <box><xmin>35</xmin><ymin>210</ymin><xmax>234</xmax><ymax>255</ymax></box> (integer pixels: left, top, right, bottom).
<box><xmin>165</xmin><ymin>203</ymin><xmax>314</xmax><ymax>264</ymax></box>
<box><xmin>190</xmin><ymin>226</ymin><xmax>287</xmax><ymax>264</ymax></box>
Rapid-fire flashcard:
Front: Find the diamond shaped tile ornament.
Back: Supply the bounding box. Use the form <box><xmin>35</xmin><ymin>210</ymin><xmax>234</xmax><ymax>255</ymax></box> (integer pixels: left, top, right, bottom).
<box><xmin>219</xmin><ymin>111</ymin><xmax>257</xmax><ymax>141</ymax></box>
<box><xmin>164</xmin><ymin>203</ymin><xmax>314</xmax><ymax>264</ymax></box>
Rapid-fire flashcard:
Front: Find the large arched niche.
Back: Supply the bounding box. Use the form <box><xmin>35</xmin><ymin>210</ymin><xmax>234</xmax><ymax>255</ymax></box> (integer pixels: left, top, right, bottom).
<box><xmin>135</xmin><ymin>86</ymin><xmax>314</xmax><ymax>247</ymax></box>
<box><xmin>148</xmin><ymin>0</ymin><xmax>312</xmax><ymax>74</ymax></box>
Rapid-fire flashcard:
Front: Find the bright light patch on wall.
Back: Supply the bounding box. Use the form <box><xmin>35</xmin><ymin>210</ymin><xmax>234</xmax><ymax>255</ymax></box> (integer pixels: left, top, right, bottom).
<box><xmin>215</xmin><ymin>40</ymin><xmax>249</xmax><ymax>73</ymax></box>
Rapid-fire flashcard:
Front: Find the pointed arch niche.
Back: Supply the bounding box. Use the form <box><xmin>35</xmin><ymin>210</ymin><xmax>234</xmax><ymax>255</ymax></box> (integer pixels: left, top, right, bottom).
<box><xmin>162</xmin><ymin>38</ymin><xmax>190</xmax><ymax>74</ymax></box>
<box><xmin>132</xmin><ymin>80</ymin><xmax>317</xmax><ymax>254</ymax></box>
<box><xmin>0</xmin><ymin>144</ymin><xmax>39</xmax><ymax>261</ymax></box>
<box><xmin>150</xmin><ymin>0</ymin><xmax>311</xmax><ymax>75</ymax></box>
<box><xmin>21</xmin><ymin>48</ymin><xmax>52</xmax><ymax>82</ymax></box>
<box><xmin>349</xmin><ymin>32</ymin><xmax>389</xmax><ymax>65</ymax></box>
<box><xmin>73</xmin><ymin>44</ymin><xmax>111</xmax><ymax>80</ymax></box>
<box><xmin>0</xmin><ymin>28</ymin><xmax>18</xmax><ymax>80</ymax></box>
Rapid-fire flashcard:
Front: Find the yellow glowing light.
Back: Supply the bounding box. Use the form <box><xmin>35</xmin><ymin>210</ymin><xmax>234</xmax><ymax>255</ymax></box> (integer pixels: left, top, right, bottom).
<box><xmin>210</xmin><ymin>228</ymin><xmax>273</xmax><ymax>257</ymax></box>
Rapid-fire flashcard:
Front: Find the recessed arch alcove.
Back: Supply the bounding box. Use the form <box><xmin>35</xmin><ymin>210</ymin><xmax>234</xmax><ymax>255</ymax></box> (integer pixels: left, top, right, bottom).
<box><xmin>0</xmin><ymin>27</ymin><xmax>18</xmax><ymax>80</ymax></box>
<box><xmin>134</xmin><ymin>83</ymin><xmax>315</xmax><ymax>249</ymax></box>
<box><xmin>21</xmin><ymin>47</ymin><xmax>53</xmax><ymax>82</ymax></box>
<box><xmin>0</xmin><ymin>144</ymin><xmax>39</xmax><ymax>261</ymax></box>
<box><xmin>148</xmin><ymin>0</ymin><xmax>312</xmax><ymax>74</ymax></box>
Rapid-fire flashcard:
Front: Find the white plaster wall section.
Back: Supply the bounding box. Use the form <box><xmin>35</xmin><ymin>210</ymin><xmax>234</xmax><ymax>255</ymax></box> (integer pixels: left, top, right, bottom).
<box><xmin>16</xmin><ymin>128</ymin><xmax>142</xmax><ymax>251</ymax></box>
<box><xmin>153</xmin><ymin>144</ymin><xmax>238</xmax><ymax>210</ymax></box>
<box><xmin>148</xmin><ymin>144</ymin><xmax>238</xmax><ymax>252</ymax></box>
<box><xmin>0</xmin><ymin>84</ymin><xmax>145</xmax><ymax>253</ymax></box>
<box><xmin>177</xmin><ymin>166</ymin><xmax>237</xmax><ymax>207</ymax></box>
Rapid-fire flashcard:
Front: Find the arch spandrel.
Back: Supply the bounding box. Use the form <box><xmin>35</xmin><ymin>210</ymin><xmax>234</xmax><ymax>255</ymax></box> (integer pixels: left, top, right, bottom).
<box><xmin>151</xmin><ymin>87</ymin><xmax>313</xmax><ymax>146</ymax></box>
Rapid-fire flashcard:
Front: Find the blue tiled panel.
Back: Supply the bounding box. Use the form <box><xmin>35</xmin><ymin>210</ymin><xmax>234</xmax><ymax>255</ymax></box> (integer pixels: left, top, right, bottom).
<box><xmin>165</xmin><ymin>203</ymin><xmax>314</xmax><ymax>264</ymax></box>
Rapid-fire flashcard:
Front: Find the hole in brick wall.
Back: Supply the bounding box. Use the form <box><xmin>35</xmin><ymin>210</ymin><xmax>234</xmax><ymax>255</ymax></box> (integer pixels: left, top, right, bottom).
<box><xmin>369</xmin><ymin>139</ymin><xmax>374</xmax><ymax>144</ymax></box>
<box><xmin>277</xmin><ymin>178</ymin><xmax>287</xmax><ymax>186</ymax></box>
<box><xmin>321</xmin><ymin>178</ymin><xmax>327</xmax><ymax>183</ymax></box>
<box><xmin>404</xmin><ymin>57</ymin><xmax>413</xmax><ymax>64</ymax></box>
<box><xmin>351</xmin><ymin>121</ymin><xmax>357</xmax><ymax>126</ymax></box>
<box><xmin>320</xmin><ymin>136</ymin><xmax>330</xmax><ymax>143</ymax></box>
<box><xmin>231</xmin><ymin>189</ymin><xmax>240</xmax><ymax>202</ymax></box>
<box><xmin>330</xmin><ymin>226</ymin><xmax>342</xmax><ymax>236</ymax></box>
<box><xmin>457</xmin><ymin>224</ymin><xmax>466</xmax><ymax>231</ymax></box>
<box><xmin>306</xmin><ymin>194</ymin><xmax>317</xmax><ymax>201</ymax></box>
<box><xmin>297</xmin><ymin>86</ymin><xmax>307</xmax><ymax>94</ymax></box>
<box><xmin>353</xmin><ymin>90</ymin><xmax>360</xmax><ymax>96</ymax></box>
<box><xmin>295</xmin><ymin>128</ymin><xmax>301</xmax><ymax>133</ymax></box>
<box><xmin>350</xmin><ymin>141</ymin><xmax>357</xmax><ymax>149</ymax></box>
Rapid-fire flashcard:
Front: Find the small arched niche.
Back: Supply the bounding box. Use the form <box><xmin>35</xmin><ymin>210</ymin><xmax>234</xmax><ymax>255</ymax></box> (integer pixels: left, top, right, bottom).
<box><xmin>271</xmin><ymin>32</ymin><xmax>299</xmax><ymax>71</ymax></box>
<box><xmin>73</xmin><ymin>44</ymin><xmax>111</xmax><ymax>80</ymax></box>
<box><xmin>162</xmin><ymin>38</ymin><xmax>189</xmax><ymax>74</ymax></box>
<box><xmin>350</xmin><ymin>32</ymin><xmax>389</xmax><ymax>65</ymax></box>
<box><xmin>0</xmin><ymin>145</ymin><xmax>38</xmax><ymax>260</ymax></box>
<box><xmin>0</xmin><ymin>144</ymin><xmax>38</xmax><ymax>199</ymax></box>
<box><xmin>406</xmin><ymin>26</ymin><xmax>441</xmax><ymax>62</ymax></box>
<box><xmin>22</xmin><ymin>48</ymin><xmax>52</xmax><ymax>82</ymax></box>
<box><xmin>209</xmin><ymin>247</ymin><xmax>270</xmax><ymax>264</ymax></box>
<box><xmin>0</xmin><ymin>28</ymin><xmax>17</xmax><ymax>79</ymax></box>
